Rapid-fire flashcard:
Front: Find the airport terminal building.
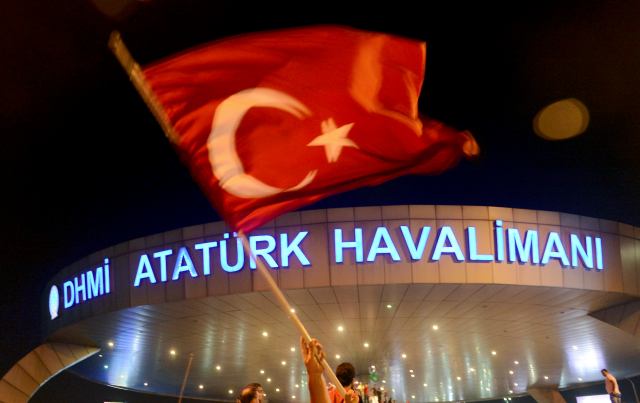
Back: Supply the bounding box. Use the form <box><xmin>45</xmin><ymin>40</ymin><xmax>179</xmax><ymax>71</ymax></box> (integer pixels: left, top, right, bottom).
<box><xmin>4</xmin><ymin>205</ymin><xmax>640</xmax><ymax>402</ymax></box>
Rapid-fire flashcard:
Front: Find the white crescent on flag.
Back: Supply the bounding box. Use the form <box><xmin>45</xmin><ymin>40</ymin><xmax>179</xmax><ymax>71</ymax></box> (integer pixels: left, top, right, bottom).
<box><xmin>207</xmin><ymin>88</ymin><xmax>318</xmax><ymax>198</ymax></box>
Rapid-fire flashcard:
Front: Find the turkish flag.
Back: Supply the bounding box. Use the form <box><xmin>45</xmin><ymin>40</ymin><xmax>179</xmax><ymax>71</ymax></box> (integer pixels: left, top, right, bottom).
<box><xmin>143</xmin><ymin>25</ymin><xmax>478</xmax><ymax>232</ymax></box>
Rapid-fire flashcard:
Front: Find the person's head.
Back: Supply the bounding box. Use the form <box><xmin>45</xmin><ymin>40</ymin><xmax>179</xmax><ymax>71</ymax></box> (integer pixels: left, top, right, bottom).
<box><xmin>247</xmin><ymin>383</ymin><xmax>264</xmax><ymax>394</ymax></box>
<box><xmin>237</xmin><ymin>383</ymin><xmax>264</xmax><ymax>403</ymax></box>
<box><xmin>336</xmin><ymin>362</ymin><xmax>356</xmax><ymax>387</ymax></box>
<box><xmin>601</xmin><ymin>369</ymin><xmax>609</xmax><ymax>377</ymax></box>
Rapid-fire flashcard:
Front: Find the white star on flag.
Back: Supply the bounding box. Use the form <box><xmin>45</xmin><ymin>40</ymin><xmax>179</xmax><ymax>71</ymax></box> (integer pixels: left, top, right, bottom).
<box><xmin>307</xmin><ymin>118</ymin><xmax>358</xmax><ymax>163</ymax></box>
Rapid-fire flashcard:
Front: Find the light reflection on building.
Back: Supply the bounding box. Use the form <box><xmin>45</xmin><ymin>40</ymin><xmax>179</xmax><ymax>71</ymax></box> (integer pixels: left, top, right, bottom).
<box><xmin>106</xmin><ymin>329</ymin><xmax>143</xmax><ymax>388</ymax></box>
<box><xmin>566</xmin><ymin>341</ymin><xmax>605</xmax><ymax>382</ymax></box>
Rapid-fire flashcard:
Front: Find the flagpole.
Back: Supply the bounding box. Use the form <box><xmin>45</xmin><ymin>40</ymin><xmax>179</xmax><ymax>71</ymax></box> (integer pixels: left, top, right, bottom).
<box><xmin>237</xmin><ymin>231</ymin><xmax>346</xmax><ymax>398</ymax></box>
<box><xmin>177</xmin><ymin>352</ymin><xmax>194</xmax><ymax>403</ymax></box>
<box><xmin>108</xmin><ymin>31</ymin><xmax>180</xmax><ymax>144</ymax></box>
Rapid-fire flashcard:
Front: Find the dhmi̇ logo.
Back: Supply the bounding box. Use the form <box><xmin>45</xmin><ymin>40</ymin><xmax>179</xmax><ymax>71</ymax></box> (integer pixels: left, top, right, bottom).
<box><xmin>49</xmin><ymin>258</ymin><xmax>111</xmax><ymax>320</ymax></box>
<box><xmin>48</xmin><ymin>285</ymin><xmax>60</xmax><ymax>320</ymax></box>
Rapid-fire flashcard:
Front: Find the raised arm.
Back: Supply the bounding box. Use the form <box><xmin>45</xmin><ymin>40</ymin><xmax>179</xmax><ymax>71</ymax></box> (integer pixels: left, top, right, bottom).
<box><xmin>301</xmin><ymin>337</ymin><xmax>331</xmax><ymax>403</ymax></box>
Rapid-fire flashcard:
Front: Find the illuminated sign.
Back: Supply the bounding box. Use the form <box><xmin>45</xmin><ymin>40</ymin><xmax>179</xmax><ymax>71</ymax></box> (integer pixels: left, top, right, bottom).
<box><xmin>48</xmin><ymin>285</ymin><xmax>60</xmax><ymax>320</ymax></box>
<box><xmin>132</xmin><ymin>221</ymin><xmax>603</xmax><ymax>287</ymax></box>
<box><xmin>334</xmin><ymin>221</ymin><xmax>602</xmax><ymax>268</ymax></box>
<box><xmin>50</xmin><ymin>258</ymin><xmax>111</xmax><ymax>319</ymax></box>
<box><xmin>133</xmin><ymin>232</ymin><xmax>310</xmax><ymax>286</ymax></box>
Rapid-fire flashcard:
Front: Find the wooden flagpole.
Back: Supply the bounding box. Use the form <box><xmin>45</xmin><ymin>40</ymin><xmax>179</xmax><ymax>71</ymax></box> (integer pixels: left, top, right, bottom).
<box><xmin>237</xmin><ymin>231</ymin><xmax>347</xmax><ymax>398</ymax></box>
<box><xmin>108</xmin><ymin>31</ymin><xmax>346</xmax><ymax>398</ymax></box>
<box><xmin>108</xmin><ymin>31</ymin><xmax>180</xmax><ymax>144</ymax></box>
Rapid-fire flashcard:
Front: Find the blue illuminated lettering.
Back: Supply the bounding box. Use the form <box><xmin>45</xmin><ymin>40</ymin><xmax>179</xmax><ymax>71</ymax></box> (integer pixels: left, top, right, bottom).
<box><xmin>432</xmin><ymin>226</ymin><xmax>464</xmax><ymax>261</ymax></box>
<box><xmin>541</xmin><ymin>232</ymin><xmax>569</xmax><ymax>266</ymax></box>
<box><xmin>570</xmin><ymin>234</ymin><xmax>594</xmax><ymax>269</ymax></box>
<box><xmin>400</xmin><ymin>226</ymin><xmax>430</xmax><ymax>260</ymax></box>
<box><xmin>194</xmin><ymin>241</ymin><xmax>217</xmax><ymax>276</ymax></box>
<box><xmin>367</xmin><ymin>227</ymin><xmax>401</xmax><ymax>262</ymax></box>
<box><xmin>494</xmin><ymin>220</ymin><xmax>505</xmax><ymax>262</ymax></box>
<box><xmin>74</xmin><ymin>273</ymin><xmax>86</xmax><ymax>304</ymax></box>
<box><xmin>595</xmin><ymin>237</ymin><xmax>604</xmax><ymax>270</ymax></box>
<box><xmin>58</xmin><ymin>260</ymin><xmax>112</xmax><ymax>314</ymax></box>
<box><xmin>44</xmin><ymin>218</ymin><xmax>616</xmax><ymax>327</ymax></box>
<box><xmin>334</xmin><ymin>228</ymin><xmax>364</xmax><ymax>263</ymax></box>
<box><xmin>220</xmin><ymin>233</ymin><xmax>244</xmax><ymax>272</ymax></box>
<box><xmin>153</xmin><ymin>249</ymin><xmax>172</xmax><ymax>282</ymax></box>
<box><xmin>467</xmin><ymin>227</ymin><xmax>493</xmax><ymax>262</ymax></box>
<box><xmin>507</xmin><ymin>228</ymin><xmax>540</xmax><ymax>264</ymax></box>
<box><xmin>86</xmin><ymin>267</ymin><xmax>104</xmax><ymax>299</ymax></box>
<box><xmin>104</xmin><ymin>258</ymin><xmax>110</xmax><ymax>294</ymax></box>
<box><xmin>172</xmin><ymin>247</ymin><xmax>197</xmax><ymax>280</ymax></box>
<box><xmin>63</xmin><ymin>281</ymin><xmax>74</xmax><ymax>308</ymax></box>
<box><xmin>249</xmin><ymin>235</ymin><xmax>278</xmax><ymax>269</ymax></box>
<box><xmin>51</xmin><ymin>221</ymin><xmax>609</xmax><ymax>315</ymax></box>
<box><xmin>280</xmin><ymin>232</ymin><xmax>310</xmax><ymax>267</ymax></box>
<box><xmin>134</xmin><ymin>254</ymin><xmax>156</xmax><ymax>286</ymax></box>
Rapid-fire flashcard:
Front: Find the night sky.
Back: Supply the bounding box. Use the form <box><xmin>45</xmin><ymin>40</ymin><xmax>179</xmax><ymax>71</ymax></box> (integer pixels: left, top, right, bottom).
<box><xmin>2</xmin><ymin>0</ymin><xmax>639</xmax><ymax>390</ymax></box>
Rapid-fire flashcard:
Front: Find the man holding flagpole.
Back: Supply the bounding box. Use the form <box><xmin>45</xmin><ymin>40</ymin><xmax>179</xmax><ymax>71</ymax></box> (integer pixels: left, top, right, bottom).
<box><xmin>301</xmin><ymin>337</ymin><xmax>359</xmax><ymax>403</ymax></box>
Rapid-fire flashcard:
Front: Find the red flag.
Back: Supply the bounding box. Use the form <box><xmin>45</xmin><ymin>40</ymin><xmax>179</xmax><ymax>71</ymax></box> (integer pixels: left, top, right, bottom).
<box><xmin>143</xmin><ymin>25</ymin><xmax>478</xmax><ymax>232</ymax></box>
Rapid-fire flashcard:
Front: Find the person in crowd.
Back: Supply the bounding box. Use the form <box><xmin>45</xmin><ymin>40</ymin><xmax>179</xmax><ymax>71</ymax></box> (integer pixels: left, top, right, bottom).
<box><xmin>236</xmin><ymin>382</ymin><xmax>265</xmax><ymax>403</ymax></box>
<box><xmin>601</xmin><ymin>369</ymin><xmax>621</xmax><ymax>403</ymax></box>
<box><xmin>328</xmin><ymin>361</ymin><xmax>362</xmax><ymax>403</ymax></box>
<box><xmin>300</xmin><ymin>337</ymin><xmax>359</xmax><ymax>403</ymax></box>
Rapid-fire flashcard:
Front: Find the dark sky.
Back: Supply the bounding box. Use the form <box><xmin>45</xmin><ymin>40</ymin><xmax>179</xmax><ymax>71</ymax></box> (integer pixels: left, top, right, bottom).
<box><xmin>2</xmin><ymin>0</ymin><xmax>639</xmax><ymax>381</ymax></box>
